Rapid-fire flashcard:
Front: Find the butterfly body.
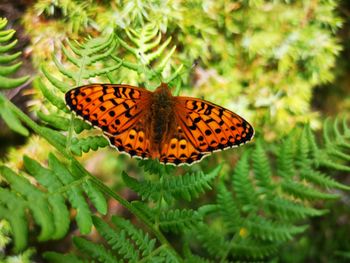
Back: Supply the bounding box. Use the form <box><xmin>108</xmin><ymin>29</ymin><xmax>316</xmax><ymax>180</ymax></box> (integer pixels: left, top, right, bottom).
<box><xmin>148</xmin><ymin>83</ymin><xmax>177</xmax><ymax>157</ymax></box>
<box><xmin>65</xmin><ymin>83</ymin><xmax>254</xmax><ymax>166</ymax></box>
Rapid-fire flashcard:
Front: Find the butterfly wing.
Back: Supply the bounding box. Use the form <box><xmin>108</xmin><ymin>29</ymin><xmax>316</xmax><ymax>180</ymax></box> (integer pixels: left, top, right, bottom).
<box><xmin>65</xmin><ymin>84</ymin><xmax>153</xmax><ymax>159</ymax></box>
<box><xmin>159</xmin><ymin>125</ymin><xmax>208</xmax><ymax>166</ymax></box>
<box><xmin>162</xmin><ymin>96</ymin><xmax>254</xmax><ymax>165</ymax></box>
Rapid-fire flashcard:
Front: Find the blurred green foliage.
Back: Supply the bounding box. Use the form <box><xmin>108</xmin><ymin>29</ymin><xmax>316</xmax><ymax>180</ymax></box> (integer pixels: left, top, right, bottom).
<box><xmin>24</xmin><ymin>0</ymin><xmax>343</xmax><ymax>139</ymax></box>
<box><xmin>0</xmin><ymin>0</ymin><xmax>349</xmax><ymax>262</ymax></box>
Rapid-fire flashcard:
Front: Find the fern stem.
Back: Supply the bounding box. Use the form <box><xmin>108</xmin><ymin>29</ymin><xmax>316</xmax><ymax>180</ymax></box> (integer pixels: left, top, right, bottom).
<box><xmin>219</xmin><ymin>233</ymin><xmax>239</xmax><ymax>263</ymax></box>
<box><xmin>0</xmin><ymin>93</ymin><xmax>184</xmax><ymax>262</ymax></box>
<box><xmin>66</xmin><ymin>113</ymin><xmax>75</xmax><ymax>153</ymax></box>
<box><xmin>155</xmin><ymin>173</ymin><xmax>164</xmax><ymax>230</ymax></box>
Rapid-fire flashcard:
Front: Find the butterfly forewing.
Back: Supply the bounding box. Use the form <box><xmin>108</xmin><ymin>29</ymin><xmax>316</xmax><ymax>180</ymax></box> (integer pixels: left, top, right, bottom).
<box><xmin>173</xmin><ymin>97</ymin><xmax>254</xmax><ymax>154</ymax></box>
<box><xmin>65</xmin><ymin>84</ymin><xmax>153</xmax><ymax>159</ymax></box>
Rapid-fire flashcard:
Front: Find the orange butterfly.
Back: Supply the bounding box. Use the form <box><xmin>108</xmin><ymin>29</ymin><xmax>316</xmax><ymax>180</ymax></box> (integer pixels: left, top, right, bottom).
<box><xmin>65</xmin><ymin>83</ymin><xmax>254</xmax><ymax>166</ymax></box>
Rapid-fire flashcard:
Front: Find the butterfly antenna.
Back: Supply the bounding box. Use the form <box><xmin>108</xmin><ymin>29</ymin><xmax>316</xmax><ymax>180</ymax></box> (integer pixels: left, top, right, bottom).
<box><xmin>138</xmin><ymin>52</ymin><xmax>163</xmax><ymax>84</ymax></box>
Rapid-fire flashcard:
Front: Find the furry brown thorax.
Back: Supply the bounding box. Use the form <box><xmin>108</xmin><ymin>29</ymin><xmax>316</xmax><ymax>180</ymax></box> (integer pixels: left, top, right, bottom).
<box><xmin>148</xmin><ymin>83</ymin><xmax>177</xmax><ymax>157</ymax></box>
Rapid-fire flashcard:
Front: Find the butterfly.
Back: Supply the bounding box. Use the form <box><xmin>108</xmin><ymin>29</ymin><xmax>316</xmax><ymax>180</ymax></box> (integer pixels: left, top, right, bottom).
<box><xmin>65</xmin><ymin>83</ymin><xmax>254</xmax><ymax>166</ymax></box>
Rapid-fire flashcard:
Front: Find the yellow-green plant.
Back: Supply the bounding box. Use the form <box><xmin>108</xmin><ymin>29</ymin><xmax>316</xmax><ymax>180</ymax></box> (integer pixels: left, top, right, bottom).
<box><xmin>24</xmin><ymin>0</ymin><xmax>343</xmax><ymax>139</ymax></box>
<box><xmin>0</xmin><ymin>17</ymin><xmax>349</xmax><ymax>262</ymax></box>
<box><xmin>0</xmin><ymin>18</ymin><xmax>30</xmax><ymax>137</ymax></box>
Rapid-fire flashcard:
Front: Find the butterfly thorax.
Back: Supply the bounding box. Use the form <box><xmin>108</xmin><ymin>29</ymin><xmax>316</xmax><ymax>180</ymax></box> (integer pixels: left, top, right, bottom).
<box><xmin>148</xmin><ymin>83</ymin><xmax>177</xmax><ymax>157</ymax></box>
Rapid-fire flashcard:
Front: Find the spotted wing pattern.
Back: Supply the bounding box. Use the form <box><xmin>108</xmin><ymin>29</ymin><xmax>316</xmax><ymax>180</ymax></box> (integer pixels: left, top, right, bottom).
<box><xmin>172</xmin><ymin>97</ymin><xmax>254</xmax><ymax>158</ymax></box>
<box><xmin>106</xmin><ymin>125</ymin><xmax>152</xmax><ymax>159</ymax></box>
<box><xmin>159</xmin><ymin>125</ymin><xmax>207</xmax><ymax>165</ymax></box>
<box><xmin>65</xmin><ymin>84</ymin><xmax>153</xmax><ymax>159</ymax></box>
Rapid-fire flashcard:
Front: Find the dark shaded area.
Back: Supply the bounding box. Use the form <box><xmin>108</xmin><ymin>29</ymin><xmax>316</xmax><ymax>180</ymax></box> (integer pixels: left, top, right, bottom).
<box><xmin>312</xmin><ymin>1</ymin><xmax>350</xmax><ymax>116</ymax></box>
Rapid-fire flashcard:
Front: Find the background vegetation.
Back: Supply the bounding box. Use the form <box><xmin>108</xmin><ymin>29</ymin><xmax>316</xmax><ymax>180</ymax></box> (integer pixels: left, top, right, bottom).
<box><xmin>0</xmin><ymin>0</ymin><xmax>349</xmax><ymax>262</ymax></box>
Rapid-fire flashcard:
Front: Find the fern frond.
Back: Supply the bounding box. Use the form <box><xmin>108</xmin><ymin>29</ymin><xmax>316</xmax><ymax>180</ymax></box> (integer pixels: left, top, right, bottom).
<box><xmin>265</xmin><ymin>197</ymin><xmax>327</xmax><ymax>220</ymax></box>
<box><xmin>123</xmin><ymin>166</ymin><xmax>221</xmax><ymax>202</ymax></box>
<box><xmin>299</xmin><ymin>167</ymin><xmax>350</xmax><ymax>191</ymax></box>
<box><xmin>252</xmin><ymin>141</ymin><xmax>274</xmax><ymax>194</ymax></box>
<box><xmin>48</xmin><ymin>153</ymin><xmax>93</xmax><ymax>234</ymax></box>
<box><xmin>277</xmin><ymin>135</ymin><xmax>296</xmax><ymax>178</ymax></box>
<box><xmin>92</xmin><ymin>216</ymin><xmax>138</xmax><ymax>261</ymax></box>
<box><xmin>36</xmin><ymin>110</ymin><xmax>91</xmax><ymax>133</ymax></box>
<box><xmin>0</xmin><ymin>18</ymin><xmax>30</xmax><ymax>89</ymax></box>
<box><xmin>111</xmin><ymin>216</ymin><xmax>156</xmax><ymax>257</ymax></box>
<box><xmin>23</xmin><ymin>156</ymin><xmax>70</xmax><ymax>239</ymax></box>
<box><xmin>0</xmin><ymin>166</ymin><xmax>55</xmax><ymax>242</ymax></box>
<box><xmin>159</xmin><ymin>209</ymin><xmax>202</xmax><ymax>232</ymax></box>
<box><xmin>231</xmin><ymin>239</ymin><xmax>281</xmax><ymax>260</ymax></box>
<box><xmin>0</xmin><ymin>102</ymin><xmax>29</xmax><ymax>136</ymax></box>
<box><xmin>245</xmin><ymin>216</ymin><xmax>307</xmax><ymax>242</ymax></box>
<box><xmin>36</xmin><ymin>78</ymin><xmax>68</xmax><ymax>112</ymax></box>
<box><xmin>216</xmin><ymin>183</ymin><xmax>242</xmax><ymax>232</ymax></box>
<box><xmin>69</xmin><ymin>136</ymin><xmax>109</xmax><ymax>156</ymax></box>
<box><xmin>73</xmin><ymin>236</ymin><xmax>119</xmax><ymax>263</ymax></box>
<box><xmin>53</xmin><ymin>33</ymin><xmax>118</xmax><ymax>85</ymax></box>
<box><xmin>0</xmin><ymin>152</ymin><xmax>109</xmax><ymax>251</ymax></box>
<box><xmin>194</xmin><ymin>224</ymin><xmax>230</xmax><ymax>259</ymax></box>
<box><xmin>118</xmin><ymin>23</ymin><xmax>173</xmax><ymax>66</ymax></box>
<box><xmin>281</xmin><ymin>179</ymin><xmax>339</xmax><ymax>200</ymax></box>
<box><xmin>0</xmin><ymin>17</ymin><xmax>30</xmax><ymax>136</ymax></box>
<box><xmin>316</xmin><ymin>118</ymin><xmax>350</xmax><ymax>172</ymax></box>
<box><xmin>0</xmin><ymin>188</ymin><xmax>27</xmax><ymax>252</ymax></box>
<box><xmin>232</xmin><ymin>152</ymin><xmax>258</xmax><ymax>210</ymax></box>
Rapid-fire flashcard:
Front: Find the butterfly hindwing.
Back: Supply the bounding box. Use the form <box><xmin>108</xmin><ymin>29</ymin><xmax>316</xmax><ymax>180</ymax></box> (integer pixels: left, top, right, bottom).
<box><xmin>159</xmin><ymin>125</ymin><xmax>208</xmax><ymax>165</ymax></box>
<box><xmin>106</xmin><ymin>127</ymin><xmax>152</xmax><ymax>159</ymax></box>
<box><xmin>174</xmin><ymin>97</ymin><xmax>254</xmax><ymax>153</ymax></box>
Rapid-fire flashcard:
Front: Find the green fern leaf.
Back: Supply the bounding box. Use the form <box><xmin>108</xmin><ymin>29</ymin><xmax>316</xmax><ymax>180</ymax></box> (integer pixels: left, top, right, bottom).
<box><xmin>281</xmin><ymin>179</ymin><xmax>339</xmax><ymax>200</ymax></box>
<box><xmin>92</xmin><ymin>216</ymin><xmax>139</xmax><ymax>261</ymax></box>
<box><xmin>265</xmin><ymin>197</ymin><xmax>327</xmax><ymax>220</ymax></box>
<box><xmin>300</xmin><ymin>167</ymin><xmax>350</xmax><ymax>191</ymax></box>
<box><xmin>277</xmin><ymin>135</ymin><xmax>296</xmax><ymax>178</ymax></box>
<box><xmin>82</xmin><ymin>180</ymin><xmax>108</xmax><ymax>215</ymax></box>
<box><xmin>69</xmin><ymin>136</ymin><xmax>109</xmax><ymax>156</ymax></box>
<box><xmin>73</xmin><ymin>236</ymin><xmax>120</xmax><ymax>263</ymax></box>
<box><xmin>194</xmin><ymin>224</ymin><xmax>230</xmax><ymax>259</ymax></box>
<box><xmin>232</xmin><ymin>239</ymin><xmax>281</xmax><ymax>260</ymax></box>
<box><xmin>0</xmin><ymin>102</ymin><xmax>29</xmax><ymax>136</ymax></box>
<box><xmin>36</xmin><ymin>78</ymin><xmax>68</xmax><ymax>111</ymax></box>
<box><xmin>252</xmin><ymin>140</ymin><xmax>274</xmax><ymax>194</ymax></box>
<box><xmin>48</xmin><ymin>154</ymin><xmax>92</xmax><ymax>234</ymax></box>
<box><xmin>159</xmin><ymin>209</ymin><xmax>202</xmax><ymax>232</ymax></box>
<box><xmin>123</xmin><ymin>166</ymin><xmax>221</xmax><ymax>202</ymax></box>
<box><xmin>0</xmin><ymin>188</ymin><xmax>27</xmax><ymax>252</ymax></box>
<box><xmin>245</xmin><ymin>216</ymin><xmax>307</xmax><ymax>242</ymax></box>
<box><xmin>41</xmin><ymin>66</ymin><xmax>70</xmax><ymax>93</ymax></box>
<box><xmin>0</xmin><ymin>17</ymin><xmax>30</xmax><ymax>136</ymax></box>
<box><xmin>36</xmin><ymin>111</ymin><xmax>70</xmax><ymax>131</ymax></box>
<box><xmin>0</xmin><ymin>18</ymin><xmax>29</xmax><ymax>90</ymax></box>
<box><xmin>23</xmin><ymin>156</ymin><xmax>70</xmax><ymax>239</ymax></box>
<box><xmin>232</xmin><ymin>152</ymin><xmax>258</xmax><ymax>210</ymax></box>
<box><xmin>111</xmin><ymin>216</ymin><xmax>156</xmax><ymax>257</ymax></box>
<box><xmin>0</xmin><ymin>166</ymin><xmax>55</xmax><ymax>241</ymax></box>
<box><xmin>216</xmin><ymin>183</ymin><xmax>242</xmax><ymax>232</ymax></box>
